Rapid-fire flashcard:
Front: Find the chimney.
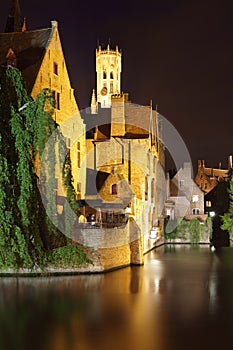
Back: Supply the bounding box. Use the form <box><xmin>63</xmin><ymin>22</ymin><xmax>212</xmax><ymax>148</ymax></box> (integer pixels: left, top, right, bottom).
<box><xmin>228</xmin><ymin>155</ymin><xmax>232</xmax><ymax>170</ymax></box>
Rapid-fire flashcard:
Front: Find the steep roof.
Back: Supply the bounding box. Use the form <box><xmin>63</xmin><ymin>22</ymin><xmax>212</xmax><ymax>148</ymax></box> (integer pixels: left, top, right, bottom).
<box><xmin>81</xmin><ymin>102</ymin><xmax>161</xmax><ymax>140</ymax></box>
<box><xmin>5</xmin><ymin>0</ymin><xmax>23</xmax><ymax>33</ymax></box>
<box><xmin>0</xmin><ymin>27</ymin><xmax>52</xmax><ymax>92</ymax></box>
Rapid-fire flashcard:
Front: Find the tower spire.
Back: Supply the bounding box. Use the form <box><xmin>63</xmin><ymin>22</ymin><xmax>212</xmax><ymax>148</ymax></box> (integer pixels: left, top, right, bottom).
<box><xmin>91</xmin><ymin>89</ymin><xmax>98</xmax><ymax>114</ymax></box>
<box><xmin>5</xmin><ymin>0</ymin><xmax>23</xmax><ymax>33</ymax></box>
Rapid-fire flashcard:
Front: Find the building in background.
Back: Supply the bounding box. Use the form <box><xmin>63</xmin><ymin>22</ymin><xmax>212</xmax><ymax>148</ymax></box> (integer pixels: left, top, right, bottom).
<box><xmin>165</xmin><ymin>162</ymin><xmax>206</xmax><ymax>221</ymax></box>
<box><xmin>195</xmin><ymin>156</ymin><xmax>232</xmax><ymax>216</ymax></box>
<box><xmin>0</xmin><ymin>0</ymin><xmax>86</xmax><ymax>213</ymax></box>
<box><xmin>80</xmin><ymin>44</ymin><xmax>165</xmax><ymax>259</ymax></box>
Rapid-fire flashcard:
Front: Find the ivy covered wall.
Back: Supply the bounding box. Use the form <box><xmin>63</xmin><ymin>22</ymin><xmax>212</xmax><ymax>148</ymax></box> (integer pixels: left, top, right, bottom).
<box><xmin>0</xmin><ymin>67</ymin><xmax>90</xmax><ymax>270</ymax></box>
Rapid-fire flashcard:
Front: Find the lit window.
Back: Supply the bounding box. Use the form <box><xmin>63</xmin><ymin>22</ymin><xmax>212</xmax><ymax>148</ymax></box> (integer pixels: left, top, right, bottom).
<box><xmin>192</xmin><ymin>195</ymin><xmax>199</xmax><ymax>202</ymax></box>
<box><xmin>206</xmin><ymin>201</ymin><xmax>211</xmax><ymax>207</ymax></box>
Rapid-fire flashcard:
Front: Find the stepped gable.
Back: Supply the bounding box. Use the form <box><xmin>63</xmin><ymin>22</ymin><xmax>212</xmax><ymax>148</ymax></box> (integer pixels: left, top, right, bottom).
<box><xmin>0</xmin><ymin>27</ymin><xmax>52</xmax><ymax>92</ymax></box>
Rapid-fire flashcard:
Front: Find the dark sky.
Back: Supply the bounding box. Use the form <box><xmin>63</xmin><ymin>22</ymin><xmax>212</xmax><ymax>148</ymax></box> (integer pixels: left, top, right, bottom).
<box><xmin>1</xmin><ymin>0</ymin><xmax>233</xmax><ymax>170</ymax></box>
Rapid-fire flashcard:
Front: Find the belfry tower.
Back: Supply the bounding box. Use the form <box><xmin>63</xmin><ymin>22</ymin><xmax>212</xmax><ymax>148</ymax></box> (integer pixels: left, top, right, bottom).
<box><xmin>95</xmin><ymin>44</ymin><xmax>122</xmax><ymax>108</ymax></box>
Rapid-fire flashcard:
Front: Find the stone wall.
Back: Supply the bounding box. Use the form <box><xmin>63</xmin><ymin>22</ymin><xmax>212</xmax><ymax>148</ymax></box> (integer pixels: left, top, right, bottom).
<box><xmin>74</xmin><ymin>218</ymin><xmax>157</xmax><ymax>271</ymax></box>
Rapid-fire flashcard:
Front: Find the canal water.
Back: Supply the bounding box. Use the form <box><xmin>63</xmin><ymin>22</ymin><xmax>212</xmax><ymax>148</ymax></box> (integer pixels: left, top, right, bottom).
<box><xmin>1</xmin><ymin>244</ymin><xmax>233</xmax><ymax>350</ymax></box>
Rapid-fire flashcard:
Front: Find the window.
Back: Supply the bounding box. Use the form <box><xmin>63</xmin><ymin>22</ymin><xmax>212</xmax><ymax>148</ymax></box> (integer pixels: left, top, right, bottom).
<box><xmin>110</xmin><ymin>71</ymin><xmax>114</xmax><ymax>79</ymax></box>
<box><xmin>110</xmin><ymin>82</ymin><xmax>113</xmax><ymax>93</ymax></box>
<box><xmin>53</xmin><ymin>91</ymin><xmax>60</xmax><ymax>110</ymax></box>
<box><xmin>145</xmin><ymin>176</ymin><xmax>148</xmax><ymax>200</ymax></box>
<box><xmin>192</xmin><ymin>208</ymin><xmax>200</xmax><ymax>215</ymax></box>
<box><xmin>56</xmin><ymin>92</ymin><xmax>60</xmax><ymax>109</ymax></box>
<box><xmin>65</xmin><ymin>137</ymin><xmax>71</xmax><ymax>149</ymax></box>
<box><xmin>103</xmin><ymin>71</ymin><xmax>107</xmax><ymax>79</ymax></box>
<box><xmin>53</xmin><ymin>62</ymin><xmax>58</xmax><ymax>75</ymax></box>
<box><xmin>112</xmin><ymin>184</ymin><xmax>117</xmax><ymax>195</ymax></box>
<box><xmin>77</xmin><ymin>182</ymin><xmax>81</xmax><ymax>193</ymax></box>
<box><xmin>77</xmin><ymin>141</ymin><xmax>81</xmax><ymax>168</ymax></box>
<box><xmin>179</xmin><ymin>180</ymin><xmax>184</xmax><ymax>189</ymax></box>
<box><xmin>206</xmin><ymin>201</ymin><xmax>211</xmax><ymax>207</ymax></box>
<box><xmin>192</xmin><ymin>195</ymin><xmax>199</xmax><ymax>203</ymax></box>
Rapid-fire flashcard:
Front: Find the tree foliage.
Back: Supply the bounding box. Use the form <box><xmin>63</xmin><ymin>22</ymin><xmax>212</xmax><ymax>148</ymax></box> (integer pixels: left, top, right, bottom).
<box><xmin>221</xmin><ymin>172</ymin><xmax>233</xmax><ymax>237</ymax></box>
<box><xmin>0</xmin><ymin>67</ymin><xmax>86</xmax><ymax>269</ymax></box>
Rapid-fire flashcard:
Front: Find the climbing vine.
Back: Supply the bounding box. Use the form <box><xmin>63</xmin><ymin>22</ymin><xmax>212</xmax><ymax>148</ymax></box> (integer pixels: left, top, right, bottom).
<box><xmin>0</xmin><ymin>67</ymin><xmax>87</xmax><ymax>269</ymax></box>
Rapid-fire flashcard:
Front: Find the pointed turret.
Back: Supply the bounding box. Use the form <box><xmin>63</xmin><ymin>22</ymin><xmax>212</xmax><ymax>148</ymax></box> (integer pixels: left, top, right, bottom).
<box><xmin>21</xmin><ymin>17</ymin><xmax>27</xmax><ymax>32</ymax></box>
<box><xmin>91</xmin><ymin>89</ymin><xmax>98</xmax><ymax>114</ymax></box>
<box><xmin>5</xmin><ymin>0</ymin><xmax>23</xmax><ymax>33</ymax></box>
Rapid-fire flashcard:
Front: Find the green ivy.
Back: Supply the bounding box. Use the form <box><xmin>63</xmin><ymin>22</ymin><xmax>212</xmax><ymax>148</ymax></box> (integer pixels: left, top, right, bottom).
<box><xmin>0</xmin><ymin>67</ymin><xmax>88</xmax><ymax>270</ymax></box>
<box><xmin>47</xmin><ymin>245</ymin><xmax>92</xmax><ymax>267</ymax></box>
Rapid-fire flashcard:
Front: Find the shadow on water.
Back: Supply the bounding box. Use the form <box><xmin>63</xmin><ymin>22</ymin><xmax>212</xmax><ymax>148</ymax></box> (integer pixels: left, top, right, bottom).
<box><xmin>1</xmin><ymin>244</ymin><xmax>233</xmax><ymax>350</ymax></box>
<box><xmin>211</xmin><ymin>215</ymin><xmax>230</xmax><ymax>248</ymax></box>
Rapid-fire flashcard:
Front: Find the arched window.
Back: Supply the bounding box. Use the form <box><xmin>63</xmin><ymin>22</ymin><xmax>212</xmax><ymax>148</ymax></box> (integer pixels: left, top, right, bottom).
<box><xmin>103</xmin><ymin>71</ymin><xmax>107</xmax><ymax>79</ymax></box>
<box><xmin>112</xmin><ymin>184</ymin><xmax>117</xmax><ymax>195</ymax></box>
<box><xmin>110</xmin><ymin>71</ymin><xmax>114</xmax><ymax>79</ymax></box>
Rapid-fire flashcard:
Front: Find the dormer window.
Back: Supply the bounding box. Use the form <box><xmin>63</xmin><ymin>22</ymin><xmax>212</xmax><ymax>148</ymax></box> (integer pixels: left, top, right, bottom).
<box><xmin>54</xmin><ymin>62</ymin><xmax>58</xmax><ymax>75</ymax></box>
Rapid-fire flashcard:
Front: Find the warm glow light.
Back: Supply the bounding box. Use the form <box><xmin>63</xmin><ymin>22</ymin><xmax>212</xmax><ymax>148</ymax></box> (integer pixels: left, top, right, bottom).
<box><xmin>192</xmin><ymin>195</ymin><xmax>199</xmax><ymax>202</ymax></box>
<box><xmin>150</xmin><ymin>228</ymin><xmax>158</xmax><ymax>239</ymax></box>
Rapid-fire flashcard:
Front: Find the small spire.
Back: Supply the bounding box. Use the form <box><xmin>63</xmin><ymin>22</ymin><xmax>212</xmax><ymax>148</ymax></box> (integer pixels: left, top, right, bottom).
<box><xmin>5</xmin><ymin>0</ymin><xmax>23</xmax><ymax>33</ymax></box>
<box><xmin>91</xmin><ymin>89</ymin><xmax>98</xmax><ymax>114</ymax></box>
<box><xmin>22</xmin><ymin>17</ymin><xmax>26</xmax><ymax>32</ymax></box>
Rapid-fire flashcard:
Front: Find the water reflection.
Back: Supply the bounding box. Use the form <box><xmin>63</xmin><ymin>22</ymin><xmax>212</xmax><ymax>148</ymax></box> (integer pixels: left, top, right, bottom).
<box><xmin>1</xmin><ymin>244</ymin><xmax>233</xmax><ymax>350</ymax></box>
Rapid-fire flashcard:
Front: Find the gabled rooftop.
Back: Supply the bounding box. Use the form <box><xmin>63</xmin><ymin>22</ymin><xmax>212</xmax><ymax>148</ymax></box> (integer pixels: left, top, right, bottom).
<box><xmin>0</xmin><ymin>26</ymin><xmax>53</xmax><ymax>92</ymax></box>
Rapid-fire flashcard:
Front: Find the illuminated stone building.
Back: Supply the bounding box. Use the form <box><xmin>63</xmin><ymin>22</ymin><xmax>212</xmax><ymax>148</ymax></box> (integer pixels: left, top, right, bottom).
<box><xmin>95</xmin><ymin>44</ymin><xmax>121</xmax><ymax>108</ymax></box>
<box><xmin>195</xmin><ymin>156</ymin><xmax>232</xmax><ymax>194</ymax></box>
<box><xmin>78</xmin><ymin>44</ymin><xmax>165</xmax><ymax>268</ymax></box>
<box><xmin>195</xmin><ymin>156</ymin><xmax>232</xmax><ymax>217</ymax></box>
<box><xmin>165</xmin><ymin>163</ymin><xmax>206</xmax><ymax>221</ymax></box>
<box><xmin>0</xmin><ymin>0</ymin><xmax>86</xmax><ymax>211</ymax></box>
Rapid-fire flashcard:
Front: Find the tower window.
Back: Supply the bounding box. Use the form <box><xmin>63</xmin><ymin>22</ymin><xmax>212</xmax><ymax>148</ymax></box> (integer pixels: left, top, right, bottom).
<box><xmin>54</xmin><ymin>62</ymin><xmax>58</xmax><ymax>75</ymax></box>
<box><xmin>110</xmin><ymin>71</ymin><xmax>114</xmax><ymax>79</ymax></box>
<box><xmin>103</xmin><ymin>71</ymin><xmax>107</xmax><ymax>79</ymax></box>
<box><xmin>110</xmin><ymin>82</ymin><xmax>113</xmax><ymax>93</ymax></box>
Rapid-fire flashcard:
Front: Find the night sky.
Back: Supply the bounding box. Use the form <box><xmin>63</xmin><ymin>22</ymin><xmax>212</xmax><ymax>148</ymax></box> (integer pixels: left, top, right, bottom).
<box><xmin>1</xmin><ymin>0</ymin><xmax>233</xmax><ymax>171</ymax></box>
